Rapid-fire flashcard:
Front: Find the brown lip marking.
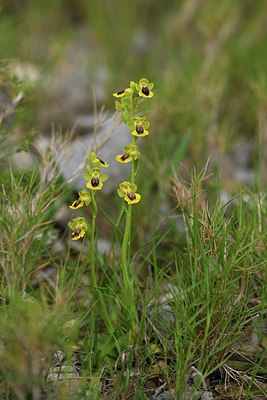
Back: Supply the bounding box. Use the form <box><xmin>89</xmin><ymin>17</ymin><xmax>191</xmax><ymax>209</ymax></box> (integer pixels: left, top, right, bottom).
<box><xmin>72</xmin><ymin>228</ymin><xmax>81</xmax><ymax>237</ymax></box>
<box><xmin>141</xmin><ymin>86</ymin><xmax>149</xmax><ymax>96</ymax></box>
<box><xmin>97</xmin><ymin>157</ymin><xmax>105</xmax><ymax>165</ymax></box>
<box><xmin>120</xmin><ymin>153</ymin><xmax>130</xmax><ymax>161</ymax></box>
<box><xmin>91</xmin><ymin>177</ymin><xmax>100</xmax><ymax>187</ymax></box>
<box><xmin>136</xmin><ymin>124</ymin><xmax>144</xmax><ymax>135</ymax></box>
<box><xmin>117</xmin><ymin>89</ymin><xmax>125</xmax><ymax>95</ymax></box>
<box><xmin>73</xmin><ymin>198</ymin><xmax>82</xmax><ymax>208</ymax></box>
<box><xmin>127</xmin><ymin>191</ymin><xmax>136</xmax><ymax>201</ymax></box>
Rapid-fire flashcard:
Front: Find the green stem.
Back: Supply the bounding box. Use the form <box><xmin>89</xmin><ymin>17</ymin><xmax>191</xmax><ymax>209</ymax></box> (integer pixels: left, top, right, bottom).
<box><xmin>121</xmin><ymin>203</ymin><xmax>132</xmax><ymax>288</ymax></box>
<box><xmin>89</xmin><ymin>192</ymin><xmax>113</xmax><ymax>333</ymax></box>
<box><xmin>120</xmin><ymin>93</ymin><xmax>141</xmax><ymax>337</ymax></box>
<box><xmin>90</xmin><ymin>209</ymin><xmax>97</xmax><ymax>288</ymax></box>
<box><xmin>121</xmin><ymin>203</ymin><xmax>136</xmax><ymax>328</ymax></box>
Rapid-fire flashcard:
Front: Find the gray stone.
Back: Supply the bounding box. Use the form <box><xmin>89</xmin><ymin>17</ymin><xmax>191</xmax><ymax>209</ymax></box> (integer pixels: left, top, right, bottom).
<box><xmin>46</xmin><ymin>364</ymin><xmax>79</xmax><ymax>381</ymax></box>
<box><xmin>157</xmin><ymin>303</ymin><xmax>176</xmax><ymax>328</ymax></box>
<box><xmin>37</xmin><ymin>27</ymin><xmax>109</xmax><ymax>128</ymax></box>
<box><xmin>233</xmin><ymin>167</ymin><xmax>255</xmax><ymax>186</ymax></box>
<box><xmin>10</xmin><ymin>150</ymin><xmax>36</xmax><ymax>170</ymax></box>
<box><xmin>214</xmin><ymin>139</ymin><xmax>257</xmax><ymax>187</ymax></box>
<box><xmin>201</xmin><ymin>390</ymin><xmax>214</xmax><ymax>400</ymax></box>
<box><xmin>46</xmin><ymin>364</ymin><xmax>81</xmax><ymax>398</ymax></box>
<box><xmin>230</xmin><ymin>140</ymin><xmax>255</xmax><ymax>169</ymax></box>
<box><xmin>154</xmin><ymin>389</ymin><xmax>175</xmax><ymax>400</ymax></box>
<box><xmin>35</xmin><ymin>112</ymin><xmax>132</xmax><ymax>194</ymax></box>
<box><xmin>52</xmin><ymin>350</ymin><xmax>65</xmax><ymax>366</ymax></box>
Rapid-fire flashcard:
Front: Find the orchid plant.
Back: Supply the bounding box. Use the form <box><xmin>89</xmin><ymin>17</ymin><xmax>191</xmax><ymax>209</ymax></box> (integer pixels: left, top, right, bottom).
<box><xmin>68</xmin><ymin>78</ymin><xmax>154</xmax><ymax>338</ymax></box>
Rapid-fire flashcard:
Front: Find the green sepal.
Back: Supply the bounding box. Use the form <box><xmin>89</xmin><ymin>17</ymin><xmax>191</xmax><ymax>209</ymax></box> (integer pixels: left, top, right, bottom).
<box><xmin>100</xmin><ymin>174</ymin><xmax>108</xmax><ymax>182</ymax></box>
<box><xmin>83</xmin><ymin>173</ymin><xmax>91</xmax><ymax>180</ymax></box>
<box><xmin>127</xmin><ymin>121</ymin><xmax>135</xmax><ymax>131</ymax></box>
<box><xmin>117</xmin><ymin>188</ymin><xmax>124</xmax><ymax>198</ymax></box>
<box><xmin>129</xmin><ymin>183</ymin><xmax>137</xmax><ymax>192</ymax></box>
<box><xmin>143</xmin><ymin>120</ymin><xmax>150</xmax><ymax>129</ymax></box>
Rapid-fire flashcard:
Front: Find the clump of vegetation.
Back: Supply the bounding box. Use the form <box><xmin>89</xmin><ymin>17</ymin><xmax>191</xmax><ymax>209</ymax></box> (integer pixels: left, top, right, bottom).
<box><xmin>0</xmin><ymin>297</ymin><xmax>68</xmax><ymax>399</ymax></box>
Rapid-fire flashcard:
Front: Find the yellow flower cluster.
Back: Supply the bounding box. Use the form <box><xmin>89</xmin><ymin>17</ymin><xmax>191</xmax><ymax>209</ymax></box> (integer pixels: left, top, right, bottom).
<box><xmin>68</xmin><ymin>78</ymin><xmax>154</xmax><ymax>239</ymax></box>
<box><xmin>113</xmin><ymin>78</ymin><xmax>154</xmax><ymax>206</ymax></box>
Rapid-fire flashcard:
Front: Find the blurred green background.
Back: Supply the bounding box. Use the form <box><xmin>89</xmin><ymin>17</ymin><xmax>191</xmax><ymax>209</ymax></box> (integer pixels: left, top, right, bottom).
<box><xmin>1</xmin><ymin>0</ymin><xmax>266</xmax><ymax>189</ymax></box>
